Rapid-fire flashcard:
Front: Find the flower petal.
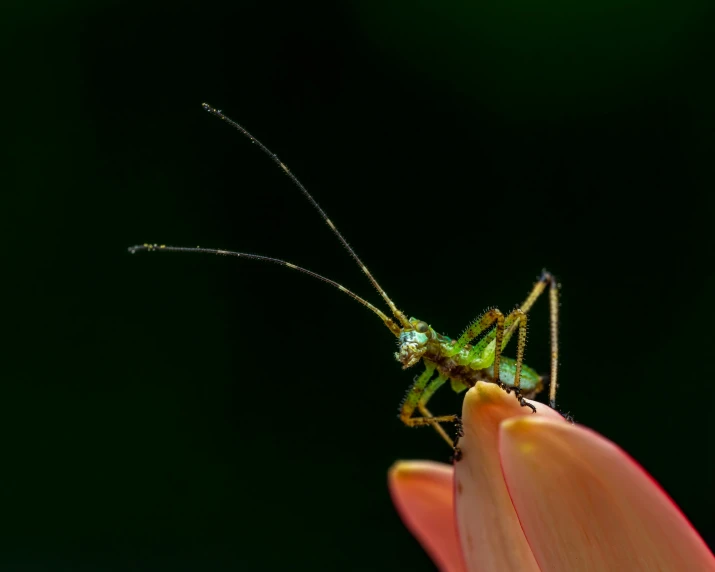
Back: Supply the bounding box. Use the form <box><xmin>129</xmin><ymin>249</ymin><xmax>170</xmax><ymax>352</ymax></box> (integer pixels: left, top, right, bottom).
<box><xmin>455</xmin><ymin>382</ymin><xmax>564</xmax><ymax>571</ymax></box>
<box><xmin>389</xmin><ymin>461</ymin><xmax>466</xmax><ymax>572</ymax></box>
<box><xmin>500</xmin><ymin>416</ymin><xmax>715</xmax><ymax>571</ymax></box>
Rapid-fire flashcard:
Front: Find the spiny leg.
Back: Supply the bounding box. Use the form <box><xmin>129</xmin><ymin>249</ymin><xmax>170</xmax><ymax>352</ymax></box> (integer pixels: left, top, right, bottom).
<box><xmin>419</xmin><ymin>405</ymin><xmax>454</xmax><ymax>448</ymax></box>
<box><xmin>443</xmin><ymin>271</ymin><xmax>560</xmax><ymax>411</ymax></box>
<box><xmin>399</xmin><ymin>365</ymin><xmax>434</xmax><ymax>425</ymax></box>
<box><xmin>545</xmin><ymin>272</ymin><xmax>560</xmax><ymax>408</ymax></box>
<box><xmin>417</xmin><ymin>375</ymin><xmax>454</xmax><ymax>447</ymax></box>
<box><xmin>515</xmin><ymin>271</ymin><xmax>560</xmax><ymax>407</ymax></box>
<box><xmin>454</xmin><ymin>308</ymin><xmax>509</xmax><ymax>386</ymax></box>
<box><xmin>495</xmin><ymin>308</ymin><xmax>527</xmax><ymax>389</ymax></box>
<box><xmin>448</xmin><ymin>307</ymin><xmax>525</xmax><ymax>407</ymax></box>
<box><xmin>445</xmin><ymin>308</ymin><xmax>505</xmax><ymax>357</ymax></box>
<box><xmin>400</xmin><ymin>372</ymin><xmax>457</xmax><ymax>426</ymax></box>
<box><xmin>502</xmin><ymin>273</ymin><xmax>548</xmax><ymax>343</ymax></box>
<box><xmin>400</xmin><ymin>368</ymin><xmax>457</xmax><ymax>447</ymax></box>
<box><xmin>465</xmin><ymin>307</ymin><xmax>534</xmax><ymax>412</ymax></box>
<box><xmin>455</xmin><ymin>275</ymin><xmax>550</xmax><ymax>361</ymax></box>
<box><xmin>501</xmin><ymin>271</ymin><xmax>560</xmax><ymax>408</ymax></box>
<box><xmin>450</xmin><ymin>306</ymin><xmax>534</xmax><ymax>397</ymax></box>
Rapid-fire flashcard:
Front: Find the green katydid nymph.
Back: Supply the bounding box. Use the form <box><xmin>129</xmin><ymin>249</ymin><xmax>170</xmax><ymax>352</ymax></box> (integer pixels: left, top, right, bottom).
<box><xmin>129</xmin><ymin>103</ymin><xmax>560</xmax><ymax>449</ymax></box>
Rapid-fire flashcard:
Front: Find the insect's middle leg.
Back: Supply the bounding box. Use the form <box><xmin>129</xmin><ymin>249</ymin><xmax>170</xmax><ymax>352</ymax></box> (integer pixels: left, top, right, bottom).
<box><xmin>446</xmin><ymin>308</ymin><xmax>505</xmax><ymax>357</ymax></box>
<box><xmin>467</xmin><ymin>307</ymin><xmax>535</xmax><ymax>413</ymax></box>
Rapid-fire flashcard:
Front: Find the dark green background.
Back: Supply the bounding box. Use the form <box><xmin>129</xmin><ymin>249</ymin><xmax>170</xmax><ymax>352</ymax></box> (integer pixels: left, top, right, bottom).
<box><xmin>5</xmin><ymin>0</ymin><xmax>714</xmax><ymax>570</ymax></box>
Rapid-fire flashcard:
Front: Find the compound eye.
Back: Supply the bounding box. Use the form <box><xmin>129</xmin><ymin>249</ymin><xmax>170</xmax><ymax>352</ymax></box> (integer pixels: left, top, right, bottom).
<box><xmin>415</xmin><ymin>321</ymin><xmax>429</xmax><ymax>333</ymax></box>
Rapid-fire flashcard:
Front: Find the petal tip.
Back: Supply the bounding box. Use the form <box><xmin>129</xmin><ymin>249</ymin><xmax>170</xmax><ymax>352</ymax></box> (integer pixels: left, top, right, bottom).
<box><xmin>475</xmin><ymin>380</ymin><xmax>503</xmax><ymax>400</ymax></box>
<box><xmin>389</xmin><ymin>460</ymin><xmax>410</xmax><ymax>477</ymax></box>
<box><xmin>464</xmin><ymin>380</ymin><xmax>505</xmax><ymax>407</ymax></box>
<box><xmin>388</xmin><ymin>460</ymin><xmax>454</xmax><ymax>485</ymax></box>
<box><xmin>388</xmin><ymin>461</ymin><xmax>422</xmax><ymax>484</ymax></box>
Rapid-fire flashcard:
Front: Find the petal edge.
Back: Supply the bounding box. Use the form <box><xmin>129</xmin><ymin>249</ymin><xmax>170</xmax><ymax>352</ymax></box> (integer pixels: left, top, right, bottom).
<box><xmin>500</xmin><ymin>416</ymin><xmax>715</xmax><ymax>571</ymax></box>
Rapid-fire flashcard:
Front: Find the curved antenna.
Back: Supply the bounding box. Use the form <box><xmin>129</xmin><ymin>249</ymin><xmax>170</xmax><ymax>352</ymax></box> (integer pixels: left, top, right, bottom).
<box><xmin>201</xmin><ymin>103</ymin><xmax>411</xmax><ymax>329</ymax></box>
<box><xmin>128</xmin><ymin>244</ymin><xmax>403</xmax><ymax>337</ymax></box>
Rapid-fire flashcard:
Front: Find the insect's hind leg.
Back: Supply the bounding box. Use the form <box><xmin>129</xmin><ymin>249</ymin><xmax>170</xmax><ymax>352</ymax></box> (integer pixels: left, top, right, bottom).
<box><xmin>502</xmin><ymin>270</ymin><xmax>560</xmax><ymax>408</ymax></box>
<box><xmin>544</xmin><ymin>272</ymin><xmax>560</xmax><ymax>408</ymax></box>
<box><xmin>516</xmin><ymin>271</ymin><xmax>560</xmax><ymax>407</ymax></box>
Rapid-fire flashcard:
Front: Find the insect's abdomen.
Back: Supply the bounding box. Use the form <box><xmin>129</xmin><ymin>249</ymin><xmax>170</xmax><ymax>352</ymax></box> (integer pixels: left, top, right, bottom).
<box><xmin>487</xmin><ymin>357</ymin><xmax>542</xmax><ymax>394</ymax></box>
<box><xmin>426</xmin><ymin>350</ymin><xmax>544</xmax><ymax>398</ymax></box>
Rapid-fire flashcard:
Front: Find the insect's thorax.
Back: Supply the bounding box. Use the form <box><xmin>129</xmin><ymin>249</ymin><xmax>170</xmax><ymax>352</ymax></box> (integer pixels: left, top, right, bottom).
<box><xmin>395</xmin><ymin>320</ymin><xmax>543</xmax><ymax>396</ymax></box>
<box><xmin>396</xmin><ymin>321</ymin><xmax>492</xmax><ymax>370</ymax></box>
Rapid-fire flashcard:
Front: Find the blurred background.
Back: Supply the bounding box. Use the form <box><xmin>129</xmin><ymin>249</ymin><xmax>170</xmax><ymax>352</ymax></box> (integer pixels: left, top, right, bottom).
<box><xmin>4</xmin><ymin>0</ymin><xmax>715</xmax><ymax>569</ymax></box>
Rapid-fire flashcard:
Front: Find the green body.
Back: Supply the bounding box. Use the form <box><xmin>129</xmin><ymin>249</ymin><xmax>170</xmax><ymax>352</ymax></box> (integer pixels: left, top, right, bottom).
<box><xmin>397</xmin><ymin>319</ymin><xmax>542</xmax><ymax>399</ymax></box>
<box><xmin>396</xmin><ymin>274</ymin><xmax>557</xmax><ymax>443</ymax></box>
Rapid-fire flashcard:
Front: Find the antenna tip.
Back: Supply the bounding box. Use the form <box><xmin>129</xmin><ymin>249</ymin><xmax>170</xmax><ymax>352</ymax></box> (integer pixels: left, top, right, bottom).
<box><xmin>127</xmin><ymin>243</ymin><xmax>156</xmax><ymax>254</ymax></box>
<box><xmin>202</xmin><ymin>102</ymin><xmax>220</xmax><ymax>115</ymax></box>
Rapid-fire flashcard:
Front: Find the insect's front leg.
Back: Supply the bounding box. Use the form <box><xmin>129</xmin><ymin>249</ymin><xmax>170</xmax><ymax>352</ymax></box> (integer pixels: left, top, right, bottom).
<box><xmin>417</xmin><ymin>375</ymin><xmax>454</xmax><ymax>447</ymax></box>
<box><xmin>400</xmin><ymin>366</ymin><xmax>457</xmax><ymax>447</ymax></box>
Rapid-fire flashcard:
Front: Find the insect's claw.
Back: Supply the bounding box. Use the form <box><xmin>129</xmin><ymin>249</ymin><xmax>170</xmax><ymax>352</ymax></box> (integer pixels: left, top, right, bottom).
<box><xmin>497</xmin><ymin>380</ymin><xmax>511</xmax><ymax>395</ymax></box>
<box><xmin>518</xmin><ymin>396</ymin><xmax>537</xmax><ymax>414</ymax></box>
<box><xmin>454</xmin><ymin>416</ymin><xmax>464</xmax><ymax>438</ymax></box>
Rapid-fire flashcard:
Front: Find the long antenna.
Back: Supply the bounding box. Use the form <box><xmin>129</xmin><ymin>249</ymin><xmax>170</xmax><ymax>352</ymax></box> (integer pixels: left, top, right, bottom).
<box><xmin>128</xmin><ymin>244</ymin><xmax>403</xmax><ymax>336</ymax></box>
<box><xmin>201</xmin><ymin>102</ymin><xmax>411</xmax><ymax>328</ymax></box>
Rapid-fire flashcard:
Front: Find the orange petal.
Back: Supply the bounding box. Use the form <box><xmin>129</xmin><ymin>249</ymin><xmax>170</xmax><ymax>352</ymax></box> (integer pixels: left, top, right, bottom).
<box><xmin>500</xmin><ymin>416</ymin><xmax>715</xmax><ymax>571</ymax></box>
<box><xmin>389</xmin><ymin>461</ymin><xmax>466</xmax><ymax>572</ymax></box>
<box><xmin>455</xmin><ymin>382</ymin><xmax>564</xmax><ymax>571</ymax></box>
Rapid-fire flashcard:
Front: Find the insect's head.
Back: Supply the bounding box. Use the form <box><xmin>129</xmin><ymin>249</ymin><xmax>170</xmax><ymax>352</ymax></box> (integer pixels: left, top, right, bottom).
<box><xmin>395</xmin><ymin>318</ymin><xmax>433</xmax><ymax>369</ymax></box>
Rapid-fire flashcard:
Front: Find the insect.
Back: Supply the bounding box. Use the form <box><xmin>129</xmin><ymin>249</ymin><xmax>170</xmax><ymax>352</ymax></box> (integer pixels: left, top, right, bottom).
<box><xmin>130</xmin><ymin>103</ymin><xmax>560</xmax><ymax>448</ymax></box>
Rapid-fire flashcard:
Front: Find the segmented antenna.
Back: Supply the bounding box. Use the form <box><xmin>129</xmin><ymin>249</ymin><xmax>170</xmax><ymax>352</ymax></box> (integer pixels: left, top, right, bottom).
<box><xmin>201</xmin><ymin>102</ymin><xmax>410</xmax><ymax>329</ymax></box>
<box><xmin>128</xmin><ymin>244</ymin><xmax>402</xmax><ymax>336</ymax></box>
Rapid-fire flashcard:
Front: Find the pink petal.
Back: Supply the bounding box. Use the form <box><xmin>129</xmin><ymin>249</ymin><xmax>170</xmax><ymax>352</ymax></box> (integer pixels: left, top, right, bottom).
<box><xmin>500</xmin><ymin>416</ymin><xmax>715</xmax><ymax>571</ymax></box>
<box><xmin>389</xmin><ymin>461</ymin><xmax>466</xmax><ymax>572</ymax></box>
<box><xmin>455</xmin><ymin>382</ymin><xmax>565</xmax><ymax>571</ymax></box>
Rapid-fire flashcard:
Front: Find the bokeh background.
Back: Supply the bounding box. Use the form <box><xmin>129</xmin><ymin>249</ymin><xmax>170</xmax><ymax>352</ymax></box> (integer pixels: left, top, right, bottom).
<box><xmin>5</xmin><ymin>0</ymin><xmax>715</xmax><ymax>569</ymax></box>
